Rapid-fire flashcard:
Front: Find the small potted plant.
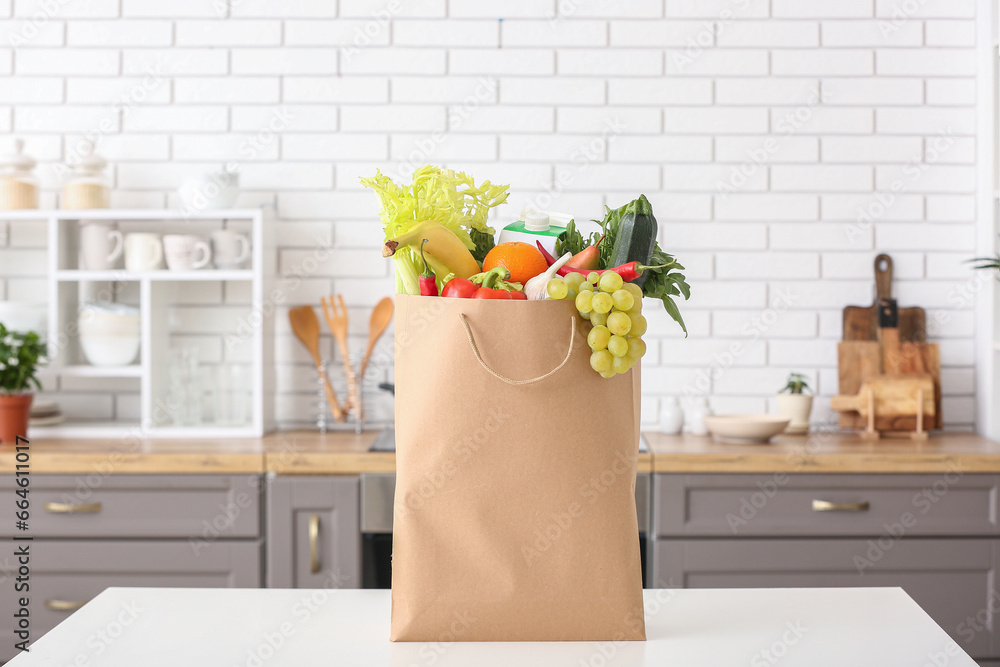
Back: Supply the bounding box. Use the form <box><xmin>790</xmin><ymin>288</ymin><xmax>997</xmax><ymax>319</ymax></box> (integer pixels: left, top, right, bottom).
<box><xmin>777</xmin><ymin>372</ymin><xmax>812</xmax><ymax>435</ymax></box>
<box><xmin>0</xmin><ymin>323</ymin><xmax>47</xmax><ymax>445</ymax></box>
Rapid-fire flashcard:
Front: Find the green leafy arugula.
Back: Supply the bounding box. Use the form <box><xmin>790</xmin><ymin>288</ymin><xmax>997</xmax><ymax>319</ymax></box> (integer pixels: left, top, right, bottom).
<box><xmin>594</xmin><ymin>199</ymin><xmax>691</xmax><ymax>336</ymax></box>
<box><xmin>469</xmin><ymin>227</ymin><xmax>495</xmax><ymax>264</ymax></box>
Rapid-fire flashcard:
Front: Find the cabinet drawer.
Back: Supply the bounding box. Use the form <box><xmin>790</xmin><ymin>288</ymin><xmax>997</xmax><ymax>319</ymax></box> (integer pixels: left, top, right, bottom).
<box><xmin>0</xmin><ymin>474</ymin><xmax>261</xmax><ymax>539</ymax></box>
<box><xmin>652</xmin><ymin>538</ymin><xmax>1000</xmax><ymax>660</ymax></box>
<box><xmin>0</xmin><ymin>539</ymin><xmax>261</xmax><ymax>662</ymax></box>
<box><xmin>653</xmin><ymin>473</ymin><xmax>999</xmax><ymax>538</ymax></box>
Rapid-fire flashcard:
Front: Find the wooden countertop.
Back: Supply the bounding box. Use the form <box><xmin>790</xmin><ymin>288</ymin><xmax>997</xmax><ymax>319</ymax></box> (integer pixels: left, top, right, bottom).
<box><xmin>3</xmin><ymin>430</ymin><xmax>999</xmax><ymax>475</ymax></box>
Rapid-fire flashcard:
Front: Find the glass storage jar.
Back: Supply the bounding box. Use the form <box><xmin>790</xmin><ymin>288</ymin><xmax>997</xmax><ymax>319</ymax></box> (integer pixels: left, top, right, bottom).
<box><xmin>62</xmin><ymin>141</ymin><xmax>110</xmax><ymax>209</ymax></box>
<box><xmin>0</xmin><ymin>139</ymin><xmax>39</xmax><ymax>210</ymax></box>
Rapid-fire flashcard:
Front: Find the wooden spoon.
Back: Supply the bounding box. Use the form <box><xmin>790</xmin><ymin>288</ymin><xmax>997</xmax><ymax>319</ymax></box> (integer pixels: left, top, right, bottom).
<box><xmin>288</xmin><ymin>305</ymin><xmax>346</xmax><ymax>423</ymax></box>
<box><xmin>360</xmin><ymin>297</ymin><xmax>394</xmax><ymax>380</ymax></box>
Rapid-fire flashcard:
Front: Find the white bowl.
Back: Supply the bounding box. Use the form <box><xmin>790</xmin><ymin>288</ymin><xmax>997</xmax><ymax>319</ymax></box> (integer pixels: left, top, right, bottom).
<box><xmin>79</xmin><ymin>335</ymin><xmax>140</xmax><ymax>367</ymax></box>
<box><xmin>704</xmin><ymin>414</ymin><xmax>791</xmax><ymax>445</ymax></box>
<box><xmin>0</xmin><ymin>302</ymin><xmax>46</xmax><ymax>333</ymax></box>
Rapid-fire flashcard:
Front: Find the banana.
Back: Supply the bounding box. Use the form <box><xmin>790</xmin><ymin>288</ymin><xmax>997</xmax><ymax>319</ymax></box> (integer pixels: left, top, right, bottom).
<box><xmin>383</xmin><ymin>221</ymin><xmax>481</xmax><ymax>280</ymax></box>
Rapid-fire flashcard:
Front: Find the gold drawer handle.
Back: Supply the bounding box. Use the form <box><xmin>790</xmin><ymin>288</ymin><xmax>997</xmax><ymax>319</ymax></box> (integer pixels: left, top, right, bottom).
<box><xmin>45</xmin><ymin>599</ymin><xmax>88</xmax><ymax>612</ymax></box>
<box><xmin>812</xmin><ymin>500</ymin><xmax>870</xmax><ymax>512</ymax></box>
<box><xmin>45</xmin><ymin>502</ymin><xmax>102</xmax><ymax>514</ymax></box>
<box><xmin>309</xmin><ymin>514</ymin><xmax>321</xmax><ymax>574</ymax></box>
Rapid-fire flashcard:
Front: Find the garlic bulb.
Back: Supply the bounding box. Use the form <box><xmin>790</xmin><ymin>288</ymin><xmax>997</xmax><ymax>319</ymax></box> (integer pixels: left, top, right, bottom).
<box><xmin>524</xmin><ymin>252</ymin><xmax>572</xmax><ymax>300</ymax></box>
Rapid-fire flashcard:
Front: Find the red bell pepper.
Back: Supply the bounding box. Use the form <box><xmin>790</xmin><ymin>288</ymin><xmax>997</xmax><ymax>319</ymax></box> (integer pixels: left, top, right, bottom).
<box><xmin>441</xmin><ymin>278</ymin><xmax>477</xmax><ymax>298</ymax></box>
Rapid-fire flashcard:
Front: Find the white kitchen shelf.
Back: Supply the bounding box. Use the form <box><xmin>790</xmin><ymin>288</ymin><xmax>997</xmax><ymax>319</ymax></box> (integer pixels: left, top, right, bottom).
<box><xmin>54</xmin><ymin>365</ymin><xmax>142</xmax><ymax>378</ymax></box>
<box><xmin>2</xmin><ymin>207</ymin><xmax>277</xmax><ymax>438</ymax></box>
<box><xmin>54</xmin><ymin>270</ymin><xmax>253</xmax><ymax>282</ymax></box>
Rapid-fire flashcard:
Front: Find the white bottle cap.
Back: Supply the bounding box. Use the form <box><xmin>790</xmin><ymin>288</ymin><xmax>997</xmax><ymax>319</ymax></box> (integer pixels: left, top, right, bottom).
<box><xmin>524</xmin><ymin>211</ymin><xmax>550</xmax><ymax>232</ymax></box>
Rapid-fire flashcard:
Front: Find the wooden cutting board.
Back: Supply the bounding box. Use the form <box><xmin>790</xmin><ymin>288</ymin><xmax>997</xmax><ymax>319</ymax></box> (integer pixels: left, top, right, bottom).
<box><xmin>831</xmin><ymin>374</ymin><xmax>936</xmax><ymax>419</ymax></box>
<box><xmin>843</xmin><ymin>254</ymin><xmax>927</xmax><ymax>343</ymax></box>
<box><xmin>837</xmin><ymin>341</ymin><xmax>941</xmax><ymax>430</ymax></box>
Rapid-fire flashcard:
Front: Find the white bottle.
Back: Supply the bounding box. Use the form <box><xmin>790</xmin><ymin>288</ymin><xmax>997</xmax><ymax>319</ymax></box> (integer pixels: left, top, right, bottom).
<box><xmin>659</xmin><ymin>397</ymin><xmax>684</xmax><ymax>435</ymax></box>
<box><xmin>497</xmin><ymin>211</ymin><xmax>566</xmax><ymax>255</ymax></box>
<box><xmin>686</xmin><ymin>397</ymin><xmax>712</xmax><ymax>436</ymax></box>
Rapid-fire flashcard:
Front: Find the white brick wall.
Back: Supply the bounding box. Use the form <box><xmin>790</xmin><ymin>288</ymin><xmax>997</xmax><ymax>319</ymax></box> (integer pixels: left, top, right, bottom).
<box><xmin>0</xmin><ymin>0</ymin><xmax>985</xmax><ymax>429</ymax></box>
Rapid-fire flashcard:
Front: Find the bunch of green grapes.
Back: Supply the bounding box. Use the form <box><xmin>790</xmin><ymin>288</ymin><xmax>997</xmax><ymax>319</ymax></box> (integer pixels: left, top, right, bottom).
<box><xmin>546</xmin><ymin>271</ymin><xmax>647</xmax><ymax>379</ymax></box>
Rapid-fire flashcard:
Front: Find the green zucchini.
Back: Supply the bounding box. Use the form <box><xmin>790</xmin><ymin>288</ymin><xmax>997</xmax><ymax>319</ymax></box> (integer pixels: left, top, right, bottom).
<box><xmin>608</xmin><ymin>194</ymin><xmax>657</xmax><ymax>287</ymax></box>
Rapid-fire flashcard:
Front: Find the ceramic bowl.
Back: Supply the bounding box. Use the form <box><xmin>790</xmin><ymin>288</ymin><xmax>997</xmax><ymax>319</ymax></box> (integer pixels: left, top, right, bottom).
<box><xmin>78</xmin><ymin>303</ymin><xmax>140</xmax><ymax>366</ymax></box>
<box><xmin>704</xmin><ymin>414</ymin><xmax>791</xmax><ymax>445</ymax></box>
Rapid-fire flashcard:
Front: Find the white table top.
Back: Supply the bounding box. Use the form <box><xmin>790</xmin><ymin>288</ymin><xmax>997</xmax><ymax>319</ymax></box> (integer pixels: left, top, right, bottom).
<box><xmin>10</xmin><ymin>587</ymin><xmax>976</xmax><ymax>667</ymax></box>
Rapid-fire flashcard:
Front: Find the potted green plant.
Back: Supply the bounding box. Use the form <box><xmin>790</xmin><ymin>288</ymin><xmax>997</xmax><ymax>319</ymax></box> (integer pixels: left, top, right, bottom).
<box><xmin>0</xmin><ymin>323</ymin><xmax>47</xmax><ymax>445</ymax></box>
<box><xmin>776</xmin><ymin>372</ymin><xmax>812</xmax><ymax>435</ymax></box>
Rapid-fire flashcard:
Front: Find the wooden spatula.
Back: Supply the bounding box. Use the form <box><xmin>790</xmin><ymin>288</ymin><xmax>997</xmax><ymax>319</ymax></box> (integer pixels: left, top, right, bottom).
<box><xmin>288</xmin><ymin>305</ymin><xmax>346</xmax><ymax>423</ymax></box>
<box><xmin>359</xmin><ymin>297</ymin><xmax>394</xmax><ymax>381</ymax></box>
<box><xmin>843</xmin><ymin>254</ymin><xmax>926</xmax><ymax>343</ymax></box>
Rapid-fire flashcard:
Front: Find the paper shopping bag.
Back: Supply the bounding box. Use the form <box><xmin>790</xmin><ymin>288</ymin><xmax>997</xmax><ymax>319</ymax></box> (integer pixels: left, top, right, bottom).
<box><xmin>390</xmin><ymin>294</ymin><xmax>646</xmax><ymax>642</ymax></box>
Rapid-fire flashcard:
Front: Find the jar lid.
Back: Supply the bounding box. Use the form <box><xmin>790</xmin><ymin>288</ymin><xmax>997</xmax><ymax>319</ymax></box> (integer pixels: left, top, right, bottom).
<box><xmin>69</xmin><ymin>140</ymin><xmax>107</xmax><ymax>174</ymax></box>
<box><xmin>0</xmin><ymin>139</ymin><xmax>35</xmax><ymax>171</ymax></box>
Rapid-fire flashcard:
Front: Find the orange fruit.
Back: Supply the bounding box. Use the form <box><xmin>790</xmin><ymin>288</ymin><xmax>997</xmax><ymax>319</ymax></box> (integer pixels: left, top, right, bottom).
<box><xmin>482</xmin><ymin>242</ymin><xmax>549</xmax><ymax>285</ymax></box>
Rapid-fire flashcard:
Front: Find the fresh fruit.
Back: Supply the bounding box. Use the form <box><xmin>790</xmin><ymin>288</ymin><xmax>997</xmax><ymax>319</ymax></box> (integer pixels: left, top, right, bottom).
<box><xmin>598</xmin><ymin>271</ymin><xmax>624</xmax><ymax>293</ymax></box>
<box><xmin>565</xmin><ymin>235</ymin><xmax>604</xmax><ymax>270</ymax></box>
<box><xmin>591</xmin><ymin>292</ymin><xmax>613</xmax><ymax>314</ymax></box>
<box><xmin>629</xmin><ymin>313</ymin><xmax>647</xmax><ymax>337</ymax></box>
<box><xmin>383</xmin><ymin>220</ymin><xmax>482</xmax><ymax>280</ymax></box>
<box><xmin>525</xmin><ymin>252</ymin><xmax>572</xmax><ymax>300</ymax></box>
<box><xmin>608</xmin><ymin>335</ymin><xmax>628</xmax><ymax>358</ymax></box>
<box><xmin>590</xmin><ymin>350</ymin><xmax>613</xmax><ymax>374</ymax></box>
<box><xmin>611</xmin><ymin>289</ymin><xmax>633</xmax><ymax>311</ymax></box>
<box><xmin>587</xmin><ymin>271</ymin><xmax>600</xmax><ymax>284</ymax></box>
<box><xmin>565</xmin><ymin>272</ymin><xmax>585</xmax><ymax>291</ymax></box>
<box><xmin>607</xmin><ymin>311</ymin><xmax>631</xmax><ymax>336</ymax></box>
<box><xmin>627</xmin><ymin>337</ymin><xmax>646</xmax><ymax>360</ymax></box>
<box><xmin>546</xmin><ymin>277</ymin><xmax>569</xmax><ymax>300</ymax></box>
<box><xmin>612</xmin><ymin>354</ymin><xmax>631</xmax><ymax>373</ymax></box>
<box><xmin>590</xmin><ymin>310</ymin><xmax>608</xmax><ymax>326</ymax></box>
<box><xmin>575</xmin><ymin>290</ymin><xmax>593</xmax><ymax>314</ymax></box>
<box><xmin>588</xmin><ymin>325</ymin><xmax>611</xmax><ymax>351</ymax></box>
<box><xmin>482</xmin><ymin>242</ymin><xmax>549</xmax><ymax>285</ymax></box>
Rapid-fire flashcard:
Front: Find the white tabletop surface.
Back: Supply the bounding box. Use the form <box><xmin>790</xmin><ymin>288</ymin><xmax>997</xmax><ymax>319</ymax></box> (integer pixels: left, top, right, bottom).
<box><xmin>9</xmin><ymin>587</ymin><xmax>976</xmax><ymax>667</ymax></box>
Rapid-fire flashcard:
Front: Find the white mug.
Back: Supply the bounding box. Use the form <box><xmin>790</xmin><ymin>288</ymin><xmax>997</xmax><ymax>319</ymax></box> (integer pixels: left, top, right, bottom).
<box><xmin>210</xmin><ymin>229</ymin><xmax>251</xmax><ymax>270</ymax></box>
<box><xmin>163</xmin><ymin>234</ymin><xmax>211</xmax><ymax>271</ymax></box>
<box><xmin>80</xmin><ymin>222</ymin><xmax>123</xmax><ymax>271</ymax></box>
<box><xmin>125</xmin><ymin>233</ymin><xmax>164</xmax><ymax>272</ymax></box>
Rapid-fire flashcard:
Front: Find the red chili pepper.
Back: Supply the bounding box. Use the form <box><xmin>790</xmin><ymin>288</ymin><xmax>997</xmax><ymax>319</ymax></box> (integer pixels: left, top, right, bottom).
<box><xmin>417</xmin><ymin>239</ymin><xmax>438</xmax><ymax>296</ymax></box>
<box><xmin>441</xmin><ymin>278</ymin><xmax>478</xmax><ymax>298</ymax></box>
<box><xmin>536</xmin><ymin>241</ymin><xmax>670</xmax><ymax>280</ymax></box>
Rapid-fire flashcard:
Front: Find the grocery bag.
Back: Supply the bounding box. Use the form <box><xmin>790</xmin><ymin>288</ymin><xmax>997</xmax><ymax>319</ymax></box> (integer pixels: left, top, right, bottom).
<box><xmin>391</xmin><ymin>294</ymin><xmax>646</xmax><ymax>642</ymax></box>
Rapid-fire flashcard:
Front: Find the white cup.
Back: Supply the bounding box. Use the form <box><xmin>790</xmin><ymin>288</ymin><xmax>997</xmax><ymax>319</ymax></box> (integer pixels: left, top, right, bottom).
<box><xmin>124</xmin><ymin>233</ymin><xmax>164</xmax><ymax>272</ymax></box>
<box><xmin>210</xmin><ymin>230</ymin><xmax>251</xmax><ymax>270</ymax></box>
<box><xmin>80</xmin><ymin>222</ymin><xmax>124</xmax><ymax>271</ymax></box>
<box><xmin>163</xmin><ymin>234</ymin><xmax>211</xmax><ymax>271</ymax></box>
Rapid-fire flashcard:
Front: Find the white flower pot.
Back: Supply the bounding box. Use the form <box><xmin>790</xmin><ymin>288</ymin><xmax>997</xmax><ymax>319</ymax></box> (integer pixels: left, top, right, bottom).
<box><xmin>776</xmin><ymin>394</ymin><xmax>812</xmax><ymax>434</ymax></box>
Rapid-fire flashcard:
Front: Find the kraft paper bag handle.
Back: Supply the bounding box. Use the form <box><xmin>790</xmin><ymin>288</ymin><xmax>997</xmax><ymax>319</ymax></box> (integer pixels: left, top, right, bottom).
<box><xmin>459</xmin><ymin>313</ymin><xmax>576</xmax><ymax>386</ymax></box>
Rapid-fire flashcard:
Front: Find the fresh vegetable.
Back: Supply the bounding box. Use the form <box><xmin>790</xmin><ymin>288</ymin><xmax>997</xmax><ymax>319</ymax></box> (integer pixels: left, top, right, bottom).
<box><xmin>565</xmin><ymin>235</ymin><xmax>604</xmax><ymax>270</ymax></box>
<box><xmin>383</xmin><ymin>220</ymin><xmax>481</xmax><ymax>280</ymax></box>
<box><xmin>362</xmin><ymin>165</ymin><xmax>509</xmax><ymax>294</ymax></box>
<box><xmin>523</xmin><ymin>251</ymin><xmax>572</xmax><ymax>300</ymax></box>
<box><xmin>481</xmin><ymin>241</ymin><xmax>549</xmax><ymax>285</ymax></box>
<box><xmin>469</xmin><ymin>228</ymin><xmax>496</xmax><ymax>264</ymax></box>
<box><xmin>555</xmin><ymin>219</ymin><xmax>593</xmax><ymax>257</ymax></box>
<box><xmin>593</xmin><ymin>197</ymin><xmax>690</xmax><ymax>335</ymax></box>
<box><xmin>607</xmin><ymin>195</ymin><xmax>657</xmax><ymax>287</ymax></box>
<box><xmin>417</xmin><ymin>239</ymin><xmax>438</xmax><ymax>297</ymax></box>
<box><xmin>441</xmin><ymin>278</ymin><xmax>478</xmax><ymax>299</ymax></box>
<box><xmin>470</xmin><ymin>267</ymin><xmax>520</xmax><ymax>300</ymax></box>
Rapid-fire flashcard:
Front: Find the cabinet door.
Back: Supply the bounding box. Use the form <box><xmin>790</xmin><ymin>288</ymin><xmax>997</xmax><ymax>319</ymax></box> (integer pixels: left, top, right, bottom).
<box><xmin>266</xmin><ymin>476</ymin><xmax>361</xmax><ymax>589</ymax></box>
<box><xmin>653</xmin><ymin>538</ymin><xmax>1000</xmax><ymax>660</ymax></box>
<box><xmin>0</xmin><ymin>539</ymin><xmax>261</xmax><ymax>662</ymax></box>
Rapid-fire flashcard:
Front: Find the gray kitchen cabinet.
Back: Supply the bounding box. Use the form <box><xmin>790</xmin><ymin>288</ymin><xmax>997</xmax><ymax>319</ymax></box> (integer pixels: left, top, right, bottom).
<box><xmin>0</xmin><ymin>474</ymin><xmax>262</xmax><ymax>539</ymax></box>
<box><xmin>651</xmin><ymin>473</ymin><xmax>1000</xmax><ymax>662</ymax></box>
<box><xmin>266</xmin><ymin>475</ymin><xmax>361</xmax><ymax>589</ymax></box>
<box><xmin>653</xmin><ymin>473</ymin><xmax>999</xmax><ymax>538</ymax></box>
<box><xmin>0</xmin><ymin>540</ymin><xmax>261</xmax><ymax>662</ymax></box>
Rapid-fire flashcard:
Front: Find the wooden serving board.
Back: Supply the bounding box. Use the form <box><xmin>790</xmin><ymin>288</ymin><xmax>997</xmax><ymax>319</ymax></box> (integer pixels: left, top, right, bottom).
<box><xmin>837</xmin><ymin>341</ymin><xmax>941</xmax><ymax>430</ymax></box>
<box><xmin>843</xmin><ymin>254</ymin><xmax>926</xmax><ymax>343</ymax></box>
